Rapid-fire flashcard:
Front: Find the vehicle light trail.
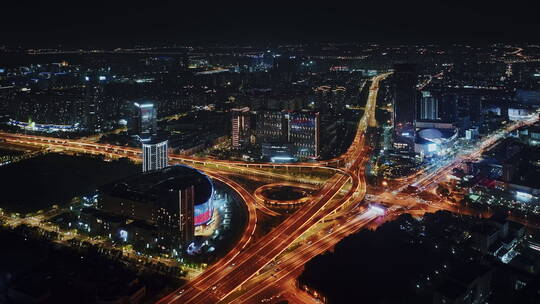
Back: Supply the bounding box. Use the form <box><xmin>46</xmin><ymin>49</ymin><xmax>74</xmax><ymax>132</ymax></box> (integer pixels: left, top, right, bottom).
<box><xmin>0</xmin><ymin>73</ymin><xmax>391</xmax><ymax>304</ymax></box>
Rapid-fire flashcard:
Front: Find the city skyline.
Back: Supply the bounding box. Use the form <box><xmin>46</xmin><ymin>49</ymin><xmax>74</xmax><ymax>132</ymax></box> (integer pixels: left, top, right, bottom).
<box><xmin>1</xmin><ymin>3</ymin><xmax>540</xmax><ymax>304</ymax></box>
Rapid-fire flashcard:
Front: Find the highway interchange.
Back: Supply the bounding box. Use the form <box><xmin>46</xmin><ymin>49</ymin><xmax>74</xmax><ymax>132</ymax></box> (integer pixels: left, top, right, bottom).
<box><xmin>0</xmin><ymin>72</ymin><xmax>537</xmax><ymax>303</ymax></box>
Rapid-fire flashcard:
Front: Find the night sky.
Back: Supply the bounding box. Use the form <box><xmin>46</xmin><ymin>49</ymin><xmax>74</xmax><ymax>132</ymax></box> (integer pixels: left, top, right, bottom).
<box><xmin>1</xmin><ymin>0</ymin><xmax>538</xmax><ymax>46</ymax></box>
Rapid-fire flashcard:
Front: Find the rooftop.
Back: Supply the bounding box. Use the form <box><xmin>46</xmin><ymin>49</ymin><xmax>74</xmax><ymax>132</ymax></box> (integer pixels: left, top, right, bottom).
<box><xmin>100</xmin><ymin>165</ymin><xmax>213</xmax><ymax>208</ymax></box>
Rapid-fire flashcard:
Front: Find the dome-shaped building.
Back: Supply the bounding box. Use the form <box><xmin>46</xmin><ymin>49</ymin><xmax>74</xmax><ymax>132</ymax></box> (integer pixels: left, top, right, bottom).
<box><xmin>415</xmin><ymin>127</ymin><xmax>458</xmax><ymax>157</ymax></box>
<box><xmin>98</xmin><ymin>165</ymin><xmax>214</xmax><ymax>243</ymax></box>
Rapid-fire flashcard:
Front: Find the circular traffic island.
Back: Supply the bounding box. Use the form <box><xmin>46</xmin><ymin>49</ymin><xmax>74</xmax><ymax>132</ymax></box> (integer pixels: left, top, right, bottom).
<box><xmin>254</xmin><ymin>183</ymin><xmax>317</xmax><ymax>207</ymax></box>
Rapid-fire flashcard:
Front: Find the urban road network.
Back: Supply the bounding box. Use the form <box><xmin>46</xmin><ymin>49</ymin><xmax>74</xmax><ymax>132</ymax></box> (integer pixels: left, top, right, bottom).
<box><xmin>0</xmin><ymin>73</ymin><xmax>538</xmax><ymax>304</ymax></box>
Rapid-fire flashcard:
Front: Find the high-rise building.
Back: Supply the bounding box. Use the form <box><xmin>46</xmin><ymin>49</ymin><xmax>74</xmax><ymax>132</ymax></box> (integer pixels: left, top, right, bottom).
<box><xmin>313</xmin><ymin>85</ymin><xmax>347</xmax><ymax>113</ymax></box>
<box><xmin>131</xmin><ymin>102</ymin><xmax>158</xmax><ymax>140</ymax></box>
<box><xmin>0</xmin><ymin>86</ymin><xmax>15</xmax><ymax>122</ymax></box>
<box><xmin>313</xmin><ymin>86</ymin><xmax>330</xmax><ymax>112</ymax></box>
<box><xmin>256</xmin><ymin>111</ymin><xmax>288</xmax><ymax>144</ymax></box>
<box><xmin>288</xmin><ymin>112</ymin><xmax>320</xmax><ymax>159</ymax></box>
<box><xmin>84</xmin><ymin>79</ymin><xmax>104</xmax><ymax>132</ymax></box>
<box><xmin>256</xmin><ymin>111</ymin><xmax>320</xmax><ymax>160</ymax></box>
<box><xmin>392</xmin><ymin>64</ymin><xmax>418</xmax><ymax>150</ymax></box>
<box><xmin>231</xmin><ymin>107</ymin><xmax>251</xmax><ymax>149</ymax></box>
<box><xmin>418</xmin><ymin>89</ymin><xmax>459</xmax><ymax>123</ymax></box>
<box><xmin>420</xmin><ymin>91</ymin><xmax>439</xmax><ymax>120</ymax></box>
<box><xmin>142</xmin><ymin>139</ymin><xmax>168</xmax><ymax>172</ymax></box>
<box><xmin>332</xmin><ymin>86</ymin><xmax>347</xmax><ymax>112</ymax></box>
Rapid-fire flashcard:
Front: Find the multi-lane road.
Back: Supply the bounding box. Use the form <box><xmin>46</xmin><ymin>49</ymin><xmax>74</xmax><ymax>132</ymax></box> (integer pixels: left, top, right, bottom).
<box><xmin>220</xmin><ymin>206</ymin><xmax>386</xmax><ymax>304</ymax></box>
<box><xmin>0</xmin><ymin>73</ymin><xmax>390</xmax><ymax>304</ymax></box>
<box><xmin>156</xmin><ymin>72</ymin><xmax>391</xmax><ymax>304</ymax></box>
<box><xmin>1</xmin><ymin>70</ymin><xmax>536</xmax><ymax>303</ymax></box>
<box><xmin>407</xmin><ymin>114</ymin><xmax>539</xmax><ymax>194</ymax></box>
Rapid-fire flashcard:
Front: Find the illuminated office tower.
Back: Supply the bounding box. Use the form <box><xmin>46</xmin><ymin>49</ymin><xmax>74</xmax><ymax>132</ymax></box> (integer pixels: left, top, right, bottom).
<box><xmin>420</xmin><ymin>91</ymin><xmax>439</xmax><ymax>120</ymax></box>
<box><xmin>256</xmin><ymin>111</ymin><xmax>288</xmax><ymax>144</ymax></box>
<box><xmin>231</xmin><ymin>107</ymin><xmax>250</xmax><ymax>149</ymax></box>
<box><xmin>288</xmin><ymin>112</ymin><xmax>320</xmax><ymax>159</ymax></box>
<box><xmin>83</xmin><ymin>78</ymin><xmax>104</xmax><ymax>131</ymax></box>
<box><xmin>132</xmin><ymin>102</ymin><xmax>158</xmax><ymax>140</ymax></box>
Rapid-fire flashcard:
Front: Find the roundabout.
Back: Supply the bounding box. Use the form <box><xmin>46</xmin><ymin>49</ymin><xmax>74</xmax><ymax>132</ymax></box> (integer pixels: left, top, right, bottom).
<box><xmin>254</xmin><ymin>182</ymin><xmax>318</xmax><ymax>206</ymax></box>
